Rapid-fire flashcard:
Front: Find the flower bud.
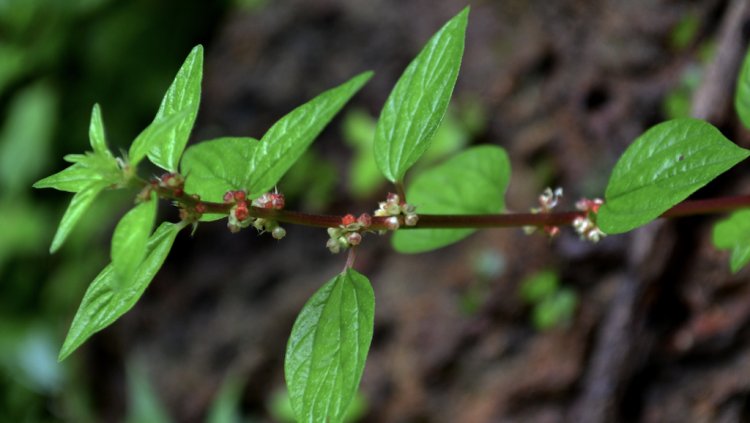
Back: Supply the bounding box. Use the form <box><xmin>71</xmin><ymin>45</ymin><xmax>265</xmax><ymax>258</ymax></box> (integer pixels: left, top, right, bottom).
<box><xmin>326</xmin><ymin>238</ymin><xmax>341</xmax><ymax>254</ymax></box>
<box><xmin>347</xmin><ymin>232</ymin><xmax>362</xmax><ymax>246</ymax></box>
<box><xmin>341</xmin><ymin>214</ymin><xmax>356</xmax><ymax>226</ymax></box>
<box><xmin>234</xmin><ymin>190</ymin><xmax>247</xmax><ymax>202</ymax></box>
<box><xmin>270</xmin><ymin>193</ymin><xmax>285</xmax><ymax>210</ymax></box>
<box><xmin>386</xmin><ymin>216</ymin><xmax>400</xmax><ymax>230</ymax></box>
<box><xmin>272</xmin><ymin>226</ymin><xmax>286</xmax><ymax>240</ymax></box>
<box><xmin>404</xmin><ymin>213</ymin><xmax>419</xmax><ymax>226</ymax></box>
<box><xmin>357</xmin><ymin>213</ymin><xmax>372</xmax><ymax>228</ymax></box>
<box><xmin>234</xmin><ymin>202</ymin><xmax>249</xmax><ymax>221</ymax></box>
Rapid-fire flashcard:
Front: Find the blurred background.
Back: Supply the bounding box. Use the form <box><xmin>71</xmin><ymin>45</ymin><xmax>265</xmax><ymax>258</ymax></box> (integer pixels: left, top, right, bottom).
<box><xmin>3</xmin><ymin>0</ymin><xmax>750</xmax><ymax>422</ymax></box>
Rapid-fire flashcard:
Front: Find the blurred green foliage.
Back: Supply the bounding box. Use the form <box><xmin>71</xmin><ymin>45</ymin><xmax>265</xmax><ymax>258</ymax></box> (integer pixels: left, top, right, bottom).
<box><xmin>459</xmin><ymin>249</ymin><xmax>506</xmax><ymax>315</ymax></box>
<box><xmin>669</xmin><ymin>12</ymin><xmax>700</xmax><ymax>51</ymax></box>
<box><xmin>126</xmin><ymin>360</ymin><xmax>247</xmax><ymax>423</ymax></box>
<box><xmin>519</xmin><ymin>270</ymin><xmax>578</xmax><ymax>330</ymax></box>
<box><xmin>0</xmin><ymin>0</ymin><xmax>229</xmax><ymax>420</ymax></box>
<box><xmin>663</xmin><ymin>11</ymin><xmax>716</xmax><ymax>121</ymax></box>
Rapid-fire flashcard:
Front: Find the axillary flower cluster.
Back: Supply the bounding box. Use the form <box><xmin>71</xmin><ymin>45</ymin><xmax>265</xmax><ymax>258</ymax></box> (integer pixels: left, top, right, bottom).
<box><xmin>225</xmin><ymin>189</ymin><xmax>287</xmax><ymax>239</ymax></box>
<box><xmin>525</xmin><ymin>187</ymin><xmax>606</xmax><ymax>242</ymax></box>
<box><xmin>326</xmin><ymin>192</ymin><xmax>419</xmax><ymax>253</ymax></box>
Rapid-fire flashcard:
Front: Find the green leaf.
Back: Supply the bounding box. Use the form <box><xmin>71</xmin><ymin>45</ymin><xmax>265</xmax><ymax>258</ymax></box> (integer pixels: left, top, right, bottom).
<box><xmin>129</xmin><ymin>45</ymin><xmax>203</xmax><ymax>171</ymax></box>
<box><xmin>35</xmin><ymin>105</ymin><xmax>121</xmax><ymax>193</ymax></box>
<box><xmin>34</xmin><ymin>151</ymin><xmax>121</xmax><ymax>193</ymax></box>
<box><xmin>285</xmin><ymin>268</ymin><xmax>374</xmax><ymax>423</ymax></box>
<box><xmin>89</xmin><ymin>103</ymin><xmax>108</xmax><ymax>155</ymax></box>
<box><xmin>598</xmin><ymin>118</ymin><xmax>750</xmax><ymax>234</ymax></box>
<box><xmin>374</xmin><ymin>7</ymin><xmax>469</xmax><ymax>183</ymax></box>
<box><xmin>181</xmin><ymin>72</ymin><xmax>371</xmax><ymax>209</ymax></box>
<box><xmin>713</xmin><ymin>210</ymin><xmax>750</xmax><ymax>273</ymax></box>
<box><xmin>736</xmin><ymin>46</ymin><xmax>750</xmax><ymax>129</ymax></box>
<box><xmin>33</xmin><ymin>163</ymin><xmax>101</xmax><ymax>193</ymax></box>
<box><xmin>49</xmin><ymin>181</ymin><xmax>109</xmax><ymax>253</ymax></box>
<box><xmin>58</xmin><ymin>222</ymin><xmax>183</xmax><ymax>361</ymax></box>
<box><xmin>251</xmin><ymin>71</ymin><xmax>372</xmax><ymax>195</ymax></box>
<box><xmin>392</xmin><ymin>145</ymin><xmax>510</xmax><ymax>253</ymax></box>
<box><xmin>181</xmin><ymin>137</ymin><xmax>259</xmax><ymax>218</ymax></box>
<box><xmin>111</xmin><ymin>195</ymin><xmax>157</xmax><ymax>286</ymax></box>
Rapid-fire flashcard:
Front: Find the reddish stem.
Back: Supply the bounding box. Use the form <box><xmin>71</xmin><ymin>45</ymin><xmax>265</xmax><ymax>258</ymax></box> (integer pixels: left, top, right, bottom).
<box><xmin>147</xmin><ymin>179</ymin><xmax>750</xmax><ymax>232</ymax></box>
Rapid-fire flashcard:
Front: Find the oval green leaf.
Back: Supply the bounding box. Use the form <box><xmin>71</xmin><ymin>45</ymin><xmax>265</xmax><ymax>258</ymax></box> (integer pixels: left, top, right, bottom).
<box><xmin>129</xmin><ymin>45</ymin><xmax>203</xmax><ymax>171</ymax></box>
<box><xmin>285</xmin><ymin>268</ymin><xmax>374</xmax><ymax>423</ymax></box>
<box><xmin>713</xmin><ymin>209</ymin><xmax>750</xmax><ymax>273</ymax></box>
<box><xmin>111</xmin><ymin>195</ymin><xmax>157</xmax><ymax>286</ymax></box>
<box><xmin>251</xmin><ymin>71</ymin><xmax>372</xmax><ymax>195</ymax></box>
<box><xmin>392</xmin><ymin>145</ymin><xmax>510</xmax><ymax>253</ymax></box>
<box><xmin>58</xmin><ymin>222</ymin><xmax>184</xmax><ymax>361</ymax></box>
<box><xmin>736</xmin><ymin>46</ymin><xmax>750</xmax><ymax>129</ymax></box>
<box><xmin>598</xmin><ymin>118</ymin><xmax>750</xmax><ymax>234</ymax></box>
<box><xmin>374</xmin><ymin>7</ymin><xmax>468</xmax><ymax>183</ymax></box>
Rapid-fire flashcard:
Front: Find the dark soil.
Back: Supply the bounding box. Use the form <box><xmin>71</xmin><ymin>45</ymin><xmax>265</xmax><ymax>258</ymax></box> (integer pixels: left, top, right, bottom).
<box><xmin>92</xmin><ymin>0</ymin><xmax>750</xmax><ymax>421</ymax></box>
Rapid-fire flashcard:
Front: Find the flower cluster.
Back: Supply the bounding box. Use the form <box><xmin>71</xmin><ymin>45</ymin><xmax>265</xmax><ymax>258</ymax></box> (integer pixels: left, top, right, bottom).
<box><xmin>157</xmin><ymin>172</ymin><xmax>186</xmax><ymax>197</ymax></box>
<box><xmin>373</xmin><ymin>193</ymin><xmax>418</xmax><ymax>231</ymax></box>
<box><xmin>573</xmin><ymin>198</ymin><xmax>606</xmax><ymax>243</ymax></box>
<box><xmin>526</xmin><ymin>187</ymin><xmax>564</xmax><ymax>237</ymax></box>
<box><xmin>326</xmin><ymin>213</ymin><xmax>372</xmax><ymax>253</ymax></box>
<box><xmin>224</xmin><ymin>190</ymin><xmax>286</xmax><ymax>239</ymax></box>
<box><xmin>252</xmin><ymin>192</ymin><xmax>285</xmax><ymax>210</ymax></box>
<box><xmin>178</xmin><ymin>194</ymin><xmax>206</xmax><ymax>224</ymax></box>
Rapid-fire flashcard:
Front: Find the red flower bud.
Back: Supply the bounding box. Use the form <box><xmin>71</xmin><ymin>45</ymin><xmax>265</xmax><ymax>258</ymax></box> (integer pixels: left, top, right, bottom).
<box><xmin>235</xmin><ymin>202</ymin><xmax>249</xmax><ymax>221</ymax></box>
<box><xmin>342</xmin><ymin>214</ymin><xmax>356</xmax><ymax>226</ymax></box>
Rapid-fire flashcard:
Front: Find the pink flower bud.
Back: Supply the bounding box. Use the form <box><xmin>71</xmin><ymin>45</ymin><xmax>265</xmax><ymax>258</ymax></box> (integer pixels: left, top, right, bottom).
<box><xmin>357</xmin><ymin>213</ymin><xmax>372</xmax><ymax>228</ymax></box>
<box><xmin>386</xmin><ymin>216</ymin><xmax>400</xmax><ymax>230</ymax></box>
<box><xmin>347</xmin><ymin>232</ymin><xmax>362</xmax><ymax>246</ymax></box>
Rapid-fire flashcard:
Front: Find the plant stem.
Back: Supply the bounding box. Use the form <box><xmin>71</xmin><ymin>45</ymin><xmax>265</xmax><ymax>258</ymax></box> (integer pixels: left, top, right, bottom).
<box><xmin>145</xmin><ymin>179</ymin><xmax>750</xmax><ymax>232</ymax></box>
